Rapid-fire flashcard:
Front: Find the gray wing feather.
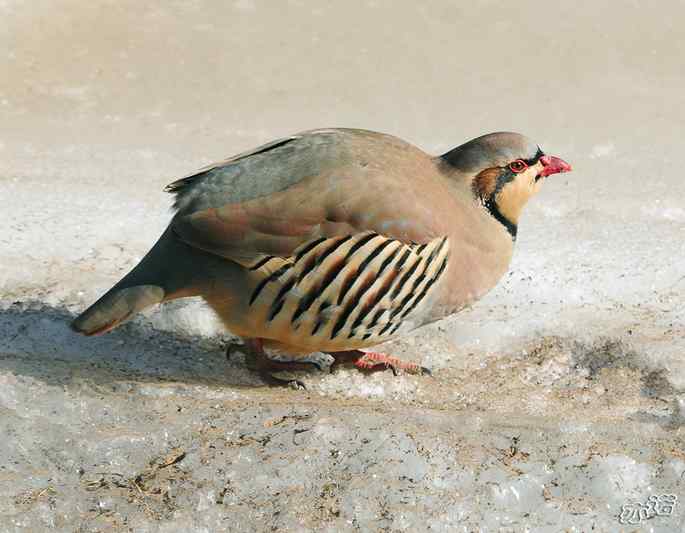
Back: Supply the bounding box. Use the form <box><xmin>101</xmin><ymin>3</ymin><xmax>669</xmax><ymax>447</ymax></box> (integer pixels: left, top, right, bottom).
<box><xmin>165</xmin><ymin>130</ymin><xmax>343</xmax><ymax>215</ymax></box>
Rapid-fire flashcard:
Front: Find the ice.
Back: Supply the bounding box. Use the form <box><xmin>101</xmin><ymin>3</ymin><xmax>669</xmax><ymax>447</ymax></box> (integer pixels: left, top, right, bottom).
<box><xmin>2</xmin><ymin>0</ymin><xmax>685</xmax><ymax>531</ymax></box>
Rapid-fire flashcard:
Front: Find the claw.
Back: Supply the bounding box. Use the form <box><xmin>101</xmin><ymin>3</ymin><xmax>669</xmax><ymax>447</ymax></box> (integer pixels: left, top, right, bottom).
<box><xmin>289</xmin><ymin>380</ymin><xmax>307</xmax><ymax>390</ymax></box>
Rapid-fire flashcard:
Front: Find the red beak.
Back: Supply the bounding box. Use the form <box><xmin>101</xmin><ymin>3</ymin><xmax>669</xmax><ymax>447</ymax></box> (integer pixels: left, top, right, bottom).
<box><xmin>539</xmin><ymin>155</ymin><xmax>572</xmax><ymax>177</ymax></box>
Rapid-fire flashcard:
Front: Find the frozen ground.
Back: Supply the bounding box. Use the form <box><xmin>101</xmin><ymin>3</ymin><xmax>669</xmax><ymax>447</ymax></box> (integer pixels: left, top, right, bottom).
<box><xmin>1</xmin><ymin>1</ymin><xmax>685</xmax><ymax>531</ymax></box>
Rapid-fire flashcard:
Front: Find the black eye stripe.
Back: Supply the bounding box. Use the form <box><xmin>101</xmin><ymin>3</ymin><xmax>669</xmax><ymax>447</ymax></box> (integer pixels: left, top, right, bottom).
<box><xmin>525</xmin><ymin>147</ymin><xmax>544</xmax><ymax>166</ymax></box>
<box><xmin>506</xmin><ymin>148</ymin><xmax>544</xmax><ymax>169</ymax></box>
<box><xmin>501</xmin><ymin>148</ymin><xmax>544</xmax><ymax>177</ymax></box>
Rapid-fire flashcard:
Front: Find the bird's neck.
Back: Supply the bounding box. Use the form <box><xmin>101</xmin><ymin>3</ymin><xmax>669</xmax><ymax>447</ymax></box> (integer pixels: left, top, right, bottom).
<box><xmin>439</xmin><ymin>160</ymin><xmax>519</xmax><ymax>241</ymax></box>
<box><xmin>484</xmin><ymin>199</ymin><xmax>518</xmax><ymax>240</ymax></box>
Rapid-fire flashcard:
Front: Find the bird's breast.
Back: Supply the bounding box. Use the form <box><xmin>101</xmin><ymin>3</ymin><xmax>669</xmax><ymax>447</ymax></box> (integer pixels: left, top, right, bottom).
<box><xmin>232</xmin><ymin>232</ymin><xmax>451</xmax><ymax>351</ymax></box>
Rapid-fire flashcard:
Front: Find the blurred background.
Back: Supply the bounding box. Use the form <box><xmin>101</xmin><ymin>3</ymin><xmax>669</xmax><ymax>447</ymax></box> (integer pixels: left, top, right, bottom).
<box><xmin>4</xmin><ymin>1</ymin><xmax>683</xmax><ymax>170</ymax></box>
<box><xmin>2</xmin><ymin>1</ymin><xmax>685</xmax><ymax>531</ymax></box>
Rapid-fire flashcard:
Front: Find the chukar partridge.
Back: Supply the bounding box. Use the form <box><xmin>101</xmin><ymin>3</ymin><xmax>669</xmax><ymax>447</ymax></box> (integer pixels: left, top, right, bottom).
<box><xmin>71</xmin><ymin>128</ymin><xmax>571</xmax><ymax>383</ymax></box>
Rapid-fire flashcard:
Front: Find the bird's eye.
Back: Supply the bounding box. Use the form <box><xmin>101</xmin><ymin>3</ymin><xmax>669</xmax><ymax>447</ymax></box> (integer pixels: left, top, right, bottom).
<box><xmin>509</xmin><ymin>160</ymin><xmax>528</xmax><ymax>173</ymax></box>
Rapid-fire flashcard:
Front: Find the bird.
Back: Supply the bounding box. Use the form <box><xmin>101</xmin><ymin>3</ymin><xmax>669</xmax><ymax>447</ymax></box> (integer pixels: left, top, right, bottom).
<box><xmin>71</xmin><ymin>128</ymin><xmax>571</xmax><ymax>384</ymax></box>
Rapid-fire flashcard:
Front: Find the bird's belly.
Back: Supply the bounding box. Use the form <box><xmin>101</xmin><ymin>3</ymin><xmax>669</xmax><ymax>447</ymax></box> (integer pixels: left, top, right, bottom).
<box><xmin>206</xmin><ymin>232</ymin><xmax>454</xmax><ymax>353</ymax></box>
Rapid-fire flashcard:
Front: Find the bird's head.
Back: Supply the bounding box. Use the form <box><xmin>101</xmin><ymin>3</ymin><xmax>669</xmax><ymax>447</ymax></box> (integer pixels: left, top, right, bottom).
<box><xmin>441</xmin><ymin>132</ymin><xmax>571</xmax><ymax>239</ymax></box>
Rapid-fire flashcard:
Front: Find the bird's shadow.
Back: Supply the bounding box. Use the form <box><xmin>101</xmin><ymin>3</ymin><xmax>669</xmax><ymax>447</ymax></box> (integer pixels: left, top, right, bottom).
<box><xmin>0</xmin><ymin>302</ymin><xmax>262</xmax><ymax>391</ymax></box>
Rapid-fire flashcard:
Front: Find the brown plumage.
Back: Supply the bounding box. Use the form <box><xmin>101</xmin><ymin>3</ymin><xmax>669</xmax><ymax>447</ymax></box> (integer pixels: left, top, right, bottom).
<box><xmin>71</xmin><ymin>128</ymin><xmax>571</xmax><ymax>379</ymax></box>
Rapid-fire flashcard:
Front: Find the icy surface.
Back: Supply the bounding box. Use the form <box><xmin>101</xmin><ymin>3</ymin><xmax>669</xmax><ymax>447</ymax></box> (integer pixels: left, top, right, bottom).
<box><xmin>1</xmin><ymin>1</ymin><xmax>684</xmax><ymax>531</ymax></box>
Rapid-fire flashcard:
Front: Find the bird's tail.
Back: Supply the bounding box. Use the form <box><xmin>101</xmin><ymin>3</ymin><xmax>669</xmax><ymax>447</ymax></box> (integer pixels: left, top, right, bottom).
<box><xmin>71</xmin><ymin>227</ymin><xmax>200</xmax><ymax>336</ymax></box>
<box><xmin>70</xmin><ymin>284</ymin><xmax>166</xmax><ymax>336</ymax></box>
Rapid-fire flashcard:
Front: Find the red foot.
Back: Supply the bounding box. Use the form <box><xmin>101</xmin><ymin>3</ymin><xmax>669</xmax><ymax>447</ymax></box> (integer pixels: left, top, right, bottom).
<box><xmin>354</xmin><ymin>351</ymin><xmax>428</xmax><ymax>375</ymax></box>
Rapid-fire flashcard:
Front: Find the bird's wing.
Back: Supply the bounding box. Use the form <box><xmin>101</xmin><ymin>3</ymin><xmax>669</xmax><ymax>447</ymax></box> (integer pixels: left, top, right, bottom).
<box><xmin>164</xmin><ymin>135</ymin><xmax>302</xmax><ymax>201</ymax></box>
<box><xmin>169</xmin><ymin>129</ymin><xmax>454</xmax><ymax>267</ymax></box>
